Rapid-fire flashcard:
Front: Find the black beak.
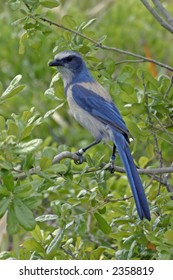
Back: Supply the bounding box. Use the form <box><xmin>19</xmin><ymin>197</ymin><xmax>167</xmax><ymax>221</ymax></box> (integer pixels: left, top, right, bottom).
<box><xmin>49</xmin><ymin>59</ymin><xmax>63</xmax><ymax>67</ymax></box>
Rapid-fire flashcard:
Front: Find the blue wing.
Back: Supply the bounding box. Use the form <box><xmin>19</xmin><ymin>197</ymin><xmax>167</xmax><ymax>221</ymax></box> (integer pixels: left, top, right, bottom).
<box><xmin>71</xmin><ymin>83</ymin><xmax>150</xmax><ymax>220</ymax></box>
<box><xmin>71</xmin><ymin>83</ymin><xmax>129</xmax><ymax>139</ymax></box>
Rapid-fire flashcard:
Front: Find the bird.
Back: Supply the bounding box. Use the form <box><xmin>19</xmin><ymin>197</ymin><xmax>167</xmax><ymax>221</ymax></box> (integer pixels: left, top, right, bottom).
<box><xmin>49</xmin><ymin>50</ymin><xmax>151</xmax><ymax>220</ymax></box>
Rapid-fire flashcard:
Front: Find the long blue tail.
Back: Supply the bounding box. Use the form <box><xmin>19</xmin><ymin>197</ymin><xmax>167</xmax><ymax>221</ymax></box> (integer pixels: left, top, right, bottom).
<box><xmin>112</xmin><ymin>131</ymin><xmax>150</xmax><ymax>220</ymax></box>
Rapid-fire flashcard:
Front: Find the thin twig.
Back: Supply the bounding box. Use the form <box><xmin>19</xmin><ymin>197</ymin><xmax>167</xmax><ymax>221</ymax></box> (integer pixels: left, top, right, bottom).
<box><xmin>153</xmin><ymin>114</ymin><xmax>173</xmax><ymax>143</ymax></box>
<box><xmin>114</xmin><ymin>59</ymin><xmax>146</xmax><ymax>65</ymax></box>
<box><xmin>140</xmin><ymin>0</ymin><xmax>173</xmax><ymax>34</ymax></box>
<box><xmin>152</xmin><ymin>0</ymin><xmax>173</xmax><ymax>27</ymax></box>
<box><xmin>13</xmin><ymin>150</ymin><xmax>173</xmax><ymax>181</ymax></box>
<box><xmin>37</xmin><ymin>15</ymin><xmax>173</xmax><ymax>72</ymax></box>
<box><xmin>143</xmin><ymin>73</ymin><xmax>164</xmax><ymax>194</ymax></box>
<box><xmin>164</xmin><ymin>75</ymin><xmax>173</xmax><ymax>99</ymax></box>
<box><xmin>60</xmin><ymin>245</ymin><xmax>78</xmax><ymax>260</ymax></box>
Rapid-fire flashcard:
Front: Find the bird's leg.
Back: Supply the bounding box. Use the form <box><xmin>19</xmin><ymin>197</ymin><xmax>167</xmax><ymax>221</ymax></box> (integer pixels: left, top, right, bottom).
<box><xmin>109</xmin><ymin>144</ymin><xmax>116</xmax><ymax>173</ymax></box>
<box><xmin>75</xmin><ymin>137</ymin><xmax>101</xmax><ymax>164</ymax></box>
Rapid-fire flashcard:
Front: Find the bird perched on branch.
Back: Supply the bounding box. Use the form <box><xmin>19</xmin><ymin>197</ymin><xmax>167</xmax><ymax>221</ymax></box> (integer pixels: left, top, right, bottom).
<box><xmin>49</xmin><ymin>50</ymin><xmax>150</xmax><ymax>220</ymax></box>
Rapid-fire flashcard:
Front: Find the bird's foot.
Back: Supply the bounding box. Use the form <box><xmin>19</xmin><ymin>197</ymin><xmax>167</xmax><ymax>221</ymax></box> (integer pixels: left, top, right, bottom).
<box><xmin>74</xmin><ymin>148</ymin><xmax>84</xmax><ymax>164</ymax></box>
<box><xmin>109</xmin><ymin>155</ymin><xmax>116</xmax><ymax>173</ymax></box>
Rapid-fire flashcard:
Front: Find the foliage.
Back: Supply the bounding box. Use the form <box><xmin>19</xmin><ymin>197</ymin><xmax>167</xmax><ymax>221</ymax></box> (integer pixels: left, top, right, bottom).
<box><xmin>0</xmin><ymin>0</ymin><xmax>173</xmax><ymax>260</ymax></box>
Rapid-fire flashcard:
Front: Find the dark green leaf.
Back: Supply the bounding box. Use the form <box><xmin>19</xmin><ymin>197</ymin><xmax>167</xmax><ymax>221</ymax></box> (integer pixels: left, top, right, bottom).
<box><xmin>7</xmin><ymin>203</ymin><xmax>19</xmax><ymax>234</ymax></box>
<box><xmin>13</xmin><ymin>197</ymin><xmax>36</xmax><ymax>230</ymax></box>
<box><xmin>94</xmin><ymin>212</ymin><xmax>111</xmax><ymax>234</ymax></box>
<box><xmin>0</xmin><ymin>197</ymin><xmax>11</xmax><ymax>218</ymax></box>
<box><xmin>1</xmin><ymin>170</ymin><xmax>14</xmax><ymax>192</ymax></box>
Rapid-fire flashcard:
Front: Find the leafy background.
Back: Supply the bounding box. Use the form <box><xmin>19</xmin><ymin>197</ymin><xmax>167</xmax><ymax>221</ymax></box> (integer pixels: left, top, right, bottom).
<box><xmin>0</xmin><ymin>0</ymin><xmax>173</xmax><ymax>260</ymax></box>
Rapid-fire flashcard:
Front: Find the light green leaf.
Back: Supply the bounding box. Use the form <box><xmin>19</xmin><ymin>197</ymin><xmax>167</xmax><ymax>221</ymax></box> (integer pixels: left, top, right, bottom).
<box><xmin>20</xmin><ymin>125</ymin><xmax>34</xmax><ymax>140</ymax></box>
<box><xmin>0</xmin><ymin>75</ymin><xmax>25</xmax><ymax>102</ymax></box>
<box><xmin>30</xmin><ymin>225</ymin><xmax>44</xmax><ymax>242</ymax></box>
<box><xmin>46</xmin><ymin>228</ymin><xmax>65</xmax><ymax>255</ymax></box>
<box><xmin>124</xmin><ymin>119</ymin><xmax>142</xmax><ymax>138</ymax></box>
<box><xmin>44</xmin><ymin>102</ymin><xmax>65</xmax><ymax>118</ymax></box>
<box><xmin>46</xmin><ymin>163</ymin><xmax>68</xmax><ymax>174</ymax></box>
<box><xmin>14</xmin><ymin>139</ymin><xmax>42</xmax><ymax>154</ymax></box>
<box><xmin>0</xmin><ymin>82</ymin><xmax>3</xmax><ymax>95</ymax></box>
<box><xmin>0</xmin><ymin>85</ymin><xmax>25</xmax><ymax>102</ymax></box>
<box><xmin>40</xmin><ymin>157</ymin><xmax>52</xmax><ymax>170</ymax></box>
<box><xmin>23</xmin><ymin>238</ymin><xmax>44</xmax><ymax>252</ymax></box>
<box><xmin>90</xmin><ymin>247</ymin><xmax>106</xmax><ymax>260</ymax></box>
<box><xmin>19</xmin><ymin>31</ymin><xmax>28</xmax><ymax>55</ymax></box>
<box><xmin>40</xmin><ymin>0</ymin><xmax>60</xmax><ymax>8</ymax></box>
<box><xmin>82</xmin><ymin>18</ymin><xmax>96</xmax><ymax>30</ymax></box>
<box><xmin>62</xmin><ymin>15</ymin><xmax>76</xmax><ymax>29</ymax></box>
<box><xmin>138</xmin><ymin>156</ymin><xmax>149</xmax><ymax>168</ymax></box>
<box><xmin>164</xmin><ymin>230</ymin><xmax>173</xmax><ymax>245</ymax></box>
<box><xmin>0</xmin><ymin>115</ymin><xmax>5</xmax><ymax>130</ymax></box>
<box><xmin>36</xmin><ymin>214</ymin><xmax>58</xmax><ymax>222</ymax></box>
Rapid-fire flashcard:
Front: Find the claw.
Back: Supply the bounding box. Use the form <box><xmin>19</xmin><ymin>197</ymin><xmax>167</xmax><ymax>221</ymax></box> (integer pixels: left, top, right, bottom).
<box><xmin>74</xmin><ymin>149</ymin><xmax>84</xmax><ymax>164</ymax></box>
<box><xmin>109</xmin><ymin>155</ymin><xmax>116</xmax><ymax>173</ymax></box>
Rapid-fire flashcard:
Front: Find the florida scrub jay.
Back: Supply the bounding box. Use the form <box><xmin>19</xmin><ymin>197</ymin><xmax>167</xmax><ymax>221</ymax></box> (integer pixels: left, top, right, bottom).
<box><xmin>49</xmin><ymin>50</ymin><xmax>150</xmax><ymax>220</ymax></box>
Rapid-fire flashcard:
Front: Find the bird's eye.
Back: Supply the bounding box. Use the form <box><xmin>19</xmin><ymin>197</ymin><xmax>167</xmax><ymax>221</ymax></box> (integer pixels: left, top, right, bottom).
<box><xmin>65</xmin><ymin>56</ymin><xmax>73</xmax><ymax>62</ymax></box>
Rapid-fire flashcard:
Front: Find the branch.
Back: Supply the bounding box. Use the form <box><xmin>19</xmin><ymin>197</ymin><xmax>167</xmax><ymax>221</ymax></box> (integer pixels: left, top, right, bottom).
<box><xmin>13</xmin><ymin>150</ymin><xmax>173</xmax><ymax>180</ymax></box>
<box><xmin>164</xmin><ymin>75</ymin><xmax>173</xmax><ymax>99</ymax></box>
<box><xmin>140</xmin><ymin>0</ymin><xmax>173</xmax><ymax>34</ymax></box>
<box><xmin>143</xmin><ymin>73</ymin><xmax>163</xmax><ymax>193</ymax></box>
<box><xmin>37</xmin><ymin>16</ymin><xmax>173</xmax><ymax>72</ymax></box>
<box><xmin>152</xmin><ymin>0</ymin><xmax>173</xmax><ymax>27</ymax></box>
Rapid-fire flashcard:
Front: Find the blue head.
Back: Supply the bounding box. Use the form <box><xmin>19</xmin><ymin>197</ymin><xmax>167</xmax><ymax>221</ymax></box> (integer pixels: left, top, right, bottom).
<box><xmin>49</xmin><ymin>50</ymin><xmax>94</xmax><ymax>87</ymax></box>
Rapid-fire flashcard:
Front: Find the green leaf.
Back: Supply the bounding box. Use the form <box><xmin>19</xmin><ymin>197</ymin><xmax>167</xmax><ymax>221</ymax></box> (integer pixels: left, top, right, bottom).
<box><xmin>0</xmin><ymin>75</ymin><xmax>25</xmax><ymax>102</ymax></box>
<box><xmin>0</xmin><ymin>197</ymin><xmax>11</xmax><ymax>218</ymax></box>
<box><xmin>94</xmin><ymin>212</ymin><xmax>111</xmax><ymax>234</ymax></box>
<box><xmin>23</xmin><ymin>238</ymin><xmax>44</xmax><ymax>253</ymax></box>
<box><xmin>20</xmin><ymin>125</ymin><xmax>34</xmax><ymax>139</ymax></box>
<box><xmin>124</xmin><ymin>119</ymin><xmax>142</xmax><ymax>138</ymax></box>
<box><xmin>13</xmin><ymin>197</ymin><xmax>36</xmax><ymax>231</ymax></box>
<box><xmin>1</xmin><ymin>170</ymin><xmax>14</xmax><ymax>192</ymax></box>
<box><xmin>46</xmin><ymin>163</ymin><xmax>68</xmax><ymax>174</ymax></box>
<box><xmin>46</xmin><ymin>227</ymin><xmax>65</xmax><ymax>255</ymax></box>
<box><xmin>30</xmin><ymin>224</ymin><xmax>44</xmax><ymax>242</ymax></box>
<box><xmin>7</xmin><ymin>120</ymin><xmax>19</xmax><ymax>137</ymax></box>
<box><xmin>0</xmin><ymin>85</ymin><xmax>25</xmax><ymax>102</ymax></box>
<box><xmin>82</xmin><ymin>18</ymin><xmax>96</xmax><ymax>30</ymax></box>
<box><xmin>19</xmin><ymin>31</ymin><xmax>28</xmax><ymax>55</ymax></box>
<box><xmin>90</xmin><ymin>247</ymin><xmax>106</xmax><ymax>260</ymax></box>
<box><xmin>164</xmin><ymin>230</ymin><xmax>173</xmax><ymax>245</ymax></box>
<box><xmin>131</xmin><ymin>103</ymin><xmax>146</xmax><ymax>115</ymax></box>
<box><xmin>24</xmin><ymin>195</ymin><xmax>42</xmax><ymax>209</ymax></box>
<box><xmin>40</xmin><ymin>0</ymin><xmax>60</xmax><ymax>8</ymax></box>
<box><xmin>14</xmin><ymin>139</ymin><xmax>42</xmax><ymax>154</ymax></box>
<box><xmin>44</xmin><ymin>102</ymin><xmax>65</xmax><ymax>118</ymax></box>
<box><xmin>36</xmin><ymin>214</ymin><xmax>57</xmax><ymax>222</ymax></box>
<box><xmin>61</xmin><ymin>15</ymin><xmax>76</xmax><ymax>29</ymax></box>
<box><xmin>7</xmin><ymin>203</ymin><xmax>19</xmax><ymax>234</ymax></box>
<box><xmin>138</xmin><ymin>156</ymin><xmax>149</xmax><ymax>168</ymax></box>
<box><xmin>40</xmin><ymin>157</ymin><xmax>52</xmax><ymax>170</ymax></box>
<box><xmin>0</xmin><ymin>115</ymin><xmax>5</xmax><ymax>130</ymax></box>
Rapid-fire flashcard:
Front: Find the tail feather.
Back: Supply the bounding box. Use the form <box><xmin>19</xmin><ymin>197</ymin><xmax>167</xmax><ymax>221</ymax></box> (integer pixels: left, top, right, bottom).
<box><xmin>113</xmin><ymin>131</ymin><xmax>150</xmax><ymax>220</ymax></box>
